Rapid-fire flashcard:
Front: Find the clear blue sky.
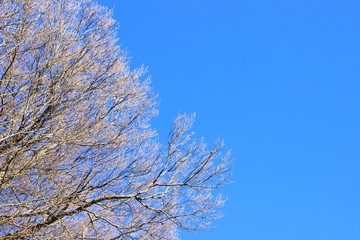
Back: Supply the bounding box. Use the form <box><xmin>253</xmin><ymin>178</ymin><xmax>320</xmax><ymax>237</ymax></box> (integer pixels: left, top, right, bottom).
<box><xmin>100</xmin><ymin>1</ymin><xmax>360</xmax><ymax>239</ymax></box>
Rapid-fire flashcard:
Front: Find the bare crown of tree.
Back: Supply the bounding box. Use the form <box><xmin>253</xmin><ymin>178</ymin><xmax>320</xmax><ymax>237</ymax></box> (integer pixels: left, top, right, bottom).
<box><xmin>0</xmin><ymin>0</ymin><xmax>231</xmax><ymax>239</ymax></box>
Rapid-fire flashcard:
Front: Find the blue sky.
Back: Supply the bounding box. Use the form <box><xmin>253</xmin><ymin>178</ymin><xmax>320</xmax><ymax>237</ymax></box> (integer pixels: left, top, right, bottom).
<box><xmin>100</xmin><ymin>1</ymin><xmax>360</xmax><ymax>239</ymax></box>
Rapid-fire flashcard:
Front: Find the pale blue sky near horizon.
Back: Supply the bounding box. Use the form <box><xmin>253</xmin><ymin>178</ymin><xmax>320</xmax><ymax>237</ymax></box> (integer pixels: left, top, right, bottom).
<box><xmin>100</xmin><ymin>1</ymin><xmax>360</xmax><ymax>239</ymax></box>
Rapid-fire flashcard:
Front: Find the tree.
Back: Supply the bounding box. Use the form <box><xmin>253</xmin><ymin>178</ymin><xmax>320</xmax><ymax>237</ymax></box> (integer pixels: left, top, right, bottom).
<box><xmin>0</xmin><ymin>0</ymin><xmax>230</xmax><ymax>239</ymax></box>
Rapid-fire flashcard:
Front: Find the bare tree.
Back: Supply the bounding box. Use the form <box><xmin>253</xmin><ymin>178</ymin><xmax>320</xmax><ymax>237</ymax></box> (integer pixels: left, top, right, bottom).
<box><xmin>0</xmin><ymin>0</ymin><xmax>231</xmax><ymax>239</ymax></box>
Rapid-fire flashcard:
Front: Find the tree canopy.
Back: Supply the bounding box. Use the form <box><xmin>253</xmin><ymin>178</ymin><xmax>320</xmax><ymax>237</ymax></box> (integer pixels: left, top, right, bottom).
<box><xmin>0</xmin><ymin>0</ymin><xmax>230</xmax><ymax>239</ymax></box>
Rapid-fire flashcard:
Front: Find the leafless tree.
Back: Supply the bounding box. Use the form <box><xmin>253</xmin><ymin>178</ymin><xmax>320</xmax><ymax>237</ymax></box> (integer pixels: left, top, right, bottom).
<box><xmin>0</xmin><ymin>0</ymin><xmax>231</xmax><ymax>239</ymax></box>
